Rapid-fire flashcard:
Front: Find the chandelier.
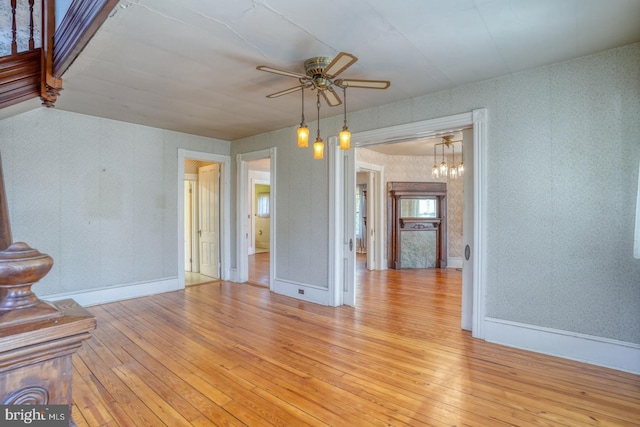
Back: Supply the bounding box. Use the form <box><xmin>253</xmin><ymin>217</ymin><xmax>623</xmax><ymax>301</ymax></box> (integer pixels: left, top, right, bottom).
<box><xmin>431</xmin><ymin>135</ymin><xmax>464</xmax><ymax>179</ymax></box>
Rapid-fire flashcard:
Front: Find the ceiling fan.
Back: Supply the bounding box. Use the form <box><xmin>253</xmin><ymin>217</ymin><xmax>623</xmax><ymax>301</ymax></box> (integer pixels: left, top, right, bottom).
<box><xmin>256</xmin><ymin>52</ymin><xmax>390</xmax><ymax>106</ymax></box>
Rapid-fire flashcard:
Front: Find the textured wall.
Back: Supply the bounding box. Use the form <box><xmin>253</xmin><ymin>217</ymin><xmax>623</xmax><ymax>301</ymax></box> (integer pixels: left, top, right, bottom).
<box><xmin>0</xmin><ymin>108</ymin><xmax>229</xmax><ymax>295</ymax></box>
<box><xmin>231</xmin><ymin>123</ymin><xmax>336</xmax><ymax>288</ymax></box>
<box><xmin>233</xmin><ymin>43</ymin><xmax>640</xmax><ymax>344</ymax></box>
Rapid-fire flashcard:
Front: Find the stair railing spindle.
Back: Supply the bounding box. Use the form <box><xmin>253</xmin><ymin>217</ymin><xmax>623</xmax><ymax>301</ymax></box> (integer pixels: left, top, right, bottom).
<box><xmin>29</xmin><ymin>0</ymin><xmax>35</xmax><ymax>50</ymax></box>
<box><xmin>11</xmin><ymin>0</ymin><xmax>17</xmax><ymax>54</ymax></box>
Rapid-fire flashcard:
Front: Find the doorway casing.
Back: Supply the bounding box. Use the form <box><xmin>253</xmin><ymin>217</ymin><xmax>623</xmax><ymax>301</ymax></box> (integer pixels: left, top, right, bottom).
<box><xmin>177</xmin><ymin>149</ymin><xmax>231</xmax><ymax>287</ymax></box>
<box><xmin>334</xmin><ymin>109</ymin><xmax>488</xmax><ymax>338</ymax></box>
<box><xmin>236</xmin><ymin>148</ymin><xmax>276</xmax><ymax>287</ymax></box>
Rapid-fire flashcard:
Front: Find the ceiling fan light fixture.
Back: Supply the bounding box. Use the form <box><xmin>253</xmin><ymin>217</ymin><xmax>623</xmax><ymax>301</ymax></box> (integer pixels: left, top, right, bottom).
<box><xmin>313</xmin><ymin>91</ymin><xmax>324</xmax><ymax>160</ymax></box>
<box><xmin>313</xmin><ymin>137</ymin><xmax>324</xmax><ymax>160</ymax></box>
<box><xmin>339</xmin><ymin>86</ymin><xmax>350</xmax><ymax>150</ymax></box>
<box><xmin>257</xmin><ymin>51</ymin><xmax>390</xmax><ymax>159</ymax></box>
<box><xmin>340</xmin><ymin>127</ymin><xmax>351</xmax><ymax>150</ymax></box>
<box><xmin>297</xmin><ymin>125</ymin><xmax>309</xmax><ymax>148</ymax></box>
<box><xmin>297</xmin><ymin>87</ymin><xmax>308</xmax><ymax>147</ymax></box>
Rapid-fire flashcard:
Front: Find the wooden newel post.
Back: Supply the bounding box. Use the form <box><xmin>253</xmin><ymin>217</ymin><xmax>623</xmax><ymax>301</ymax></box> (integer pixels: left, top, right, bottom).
<box><xmin>0</xmin><ymin>153</ymin><xmax>95</xmax><ymax>426</ymax></box>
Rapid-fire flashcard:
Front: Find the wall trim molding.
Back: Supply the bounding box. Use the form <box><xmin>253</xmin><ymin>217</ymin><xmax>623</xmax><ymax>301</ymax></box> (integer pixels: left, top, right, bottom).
<box><xmin>447</xmin><ymin>257</ymin><xmax>463</xmax><ymax>268</ymax></box>
<box><xmin>348</xmin><ymin>109</ymin><xmax>488</xmax><ymax>339</ymax></box>
<box><xmin>43</xmin><ymin>277</ymin><xmax>180</xmax><ymax>307</ymax></box>
<box><xmin>177</xmin><ymin>149</ymin><xmax>232</xmax><ymax>288</ymax></box>
<box><xmin>272</xmin><ymin>277</ymin><xmax>330</xmax><ymax>306</ymax></box>
<box><xmin>485</xmin><ymin>317</ymin><xmax>640</xmax><ymax>374</ymax></box>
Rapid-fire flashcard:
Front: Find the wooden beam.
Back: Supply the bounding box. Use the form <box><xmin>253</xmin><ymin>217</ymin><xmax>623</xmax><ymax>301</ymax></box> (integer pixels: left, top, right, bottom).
<box><xmin>52</xmin><ymin>0</ymin><xmax>120</xmax><ymax>78</ymax></box>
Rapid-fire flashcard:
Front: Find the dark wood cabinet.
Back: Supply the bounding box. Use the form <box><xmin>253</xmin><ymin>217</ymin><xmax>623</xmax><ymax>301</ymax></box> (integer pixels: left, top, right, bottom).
<box><xmin>388</xmin><ymin>182</ymin><xmax>447</xmax><ymax>269</ymax></box>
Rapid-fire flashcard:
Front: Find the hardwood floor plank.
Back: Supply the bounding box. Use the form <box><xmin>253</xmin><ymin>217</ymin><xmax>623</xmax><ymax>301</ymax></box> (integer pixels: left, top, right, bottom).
<box><xmin>71</xmin><ymin>265</ymin><xmax>640</xmax><ymax>426</ymax></box>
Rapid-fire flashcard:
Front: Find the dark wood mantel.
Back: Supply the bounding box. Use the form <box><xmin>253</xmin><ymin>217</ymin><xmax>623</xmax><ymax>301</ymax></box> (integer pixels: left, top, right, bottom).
<box><xmin>388</xmin><ymin>182</ymin><xmax>447</xmax><ymax>269</ymax></box>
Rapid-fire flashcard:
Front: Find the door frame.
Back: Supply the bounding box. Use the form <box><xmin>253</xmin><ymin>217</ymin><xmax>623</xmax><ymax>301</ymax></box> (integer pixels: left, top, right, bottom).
<box><xmin>177</xmin><ymin>150</ymin><xmax>231</xmax><ymax>287</ymax></box>
<box><xmin>250</xmin><ymin>177</ymin><xmax>270</xmax><ymax>255</ymax></box>
<box><xmin>184</xmin><ymin>176</ymin><xmax>198</xmax><ymax>272</ymax></box>
<box><xmin>334</xmin><ymin>109</ymin><xmax>488</xmax><ymax>338</ymax></box>
<box><xmin>237</xmin><ymin>148</ymin><xmax>276</xmax><ymax>287</ymax></box>
<box><xmin>356</xmin><ymin>161</ymin><xmax>386</xmax><ymax>271</ymax></box>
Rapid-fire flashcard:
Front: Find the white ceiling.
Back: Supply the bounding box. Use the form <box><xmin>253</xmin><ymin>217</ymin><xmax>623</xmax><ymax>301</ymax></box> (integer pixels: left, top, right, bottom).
<box><xmin>47</xmin><ymin>0</ymin><xmax>640</xmax><ymax>142</ymax></box>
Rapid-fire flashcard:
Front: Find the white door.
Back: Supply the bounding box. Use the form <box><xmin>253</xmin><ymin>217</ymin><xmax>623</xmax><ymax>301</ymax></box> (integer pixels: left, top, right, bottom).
<box><xmin>199</xmin><ymin>164</ymin><xmax>220</xmax><ymax>279</ymax></box>
<box><xmin>461</xmin><ymin>128</ymin><xmax>474</xmax><ymax>330</ymax></box>
<box><xmin>184</xmin><ymin>181</ymin><xmax>192</xmax><ymax>271</ymax></box>
<box><xmin>365</xmin><ymin>172</ymin><xmax>376</xmax><ymax>270</ymax></box>
<box><xmin>343</xmin><ymin>148</ymin><xmax>356</xmax><ymax>306</ymax></box>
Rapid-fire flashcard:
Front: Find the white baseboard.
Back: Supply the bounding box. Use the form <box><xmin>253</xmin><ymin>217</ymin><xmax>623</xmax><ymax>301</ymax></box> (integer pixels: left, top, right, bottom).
<box><xmin>485</xmin><ymin>317</ymin><xmax>640</xmax><ymax>374</ymax></box>
<box><xmin>447</xmin><ymin>257</ymin><xmax>463</xmax><ymax>269</ymax></box>
<box><xmin>42</xmin><ymin>277</ymin><xmax>182</xmax><ymax>307</ymax></box>
<box><xmin>272</xmin><ymin>277</ymin><xmax>330</xmax><ymax>306</ymax></box>
<box><xmin>228</xmin><ymin>268</ymin><xmax>238</xmax><ymax>283</ymax></box>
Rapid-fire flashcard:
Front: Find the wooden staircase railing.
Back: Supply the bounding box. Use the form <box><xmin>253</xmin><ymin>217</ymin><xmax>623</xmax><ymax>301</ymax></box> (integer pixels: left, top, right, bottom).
<box><xmin>0</xmin><ymin>0</ymin><xmax>118</xmax><ymax>109</ymax></box>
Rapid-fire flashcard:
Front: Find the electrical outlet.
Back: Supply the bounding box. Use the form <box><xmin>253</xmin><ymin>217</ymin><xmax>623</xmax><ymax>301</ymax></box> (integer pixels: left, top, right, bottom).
<box><xmin>298</xmin><ymin>289</ymin><xmax>304</xmax><ymax>294</ymax></box>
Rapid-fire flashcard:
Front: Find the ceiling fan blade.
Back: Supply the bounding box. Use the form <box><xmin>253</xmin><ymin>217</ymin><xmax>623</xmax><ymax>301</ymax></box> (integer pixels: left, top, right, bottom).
<box><xmin>266</xmin><ymin>85</ymin><xmax>304</xmax><ymax>98</ymax></box>
<box><xmin>335</xmin><ymin>78</ymin><xmax>390</xmax><ymax>89</ymax></box>
<box><xmin>256</xmin><ymin>65</ymin><xmax>307</xmax><ymax>79</ymax></box>
<box><xmin>323</xmin><ymin>52</ymin><xmax>358</xmax><ymax>77</ymax></box>
<box><xmin>321</xmin><ymin>87</ymin><xmax>342</xmax><ymax>106</ymax></box>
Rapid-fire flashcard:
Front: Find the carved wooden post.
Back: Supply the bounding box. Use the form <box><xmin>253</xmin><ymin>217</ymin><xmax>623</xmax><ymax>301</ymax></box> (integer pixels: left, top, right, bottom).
<box><xmin>0</xmin><ymin>154</ymin><xmax>95</xmax><ymax>426</ymax></box>
<box><xmin>41</xmin><ymin>0</ymin><xmax>62</xmax><ymax>107</ymax></box>
<box><xmin>0</xmin><ymin>157</ymin><xmax>12</xmax><ymax>251</ymax></box>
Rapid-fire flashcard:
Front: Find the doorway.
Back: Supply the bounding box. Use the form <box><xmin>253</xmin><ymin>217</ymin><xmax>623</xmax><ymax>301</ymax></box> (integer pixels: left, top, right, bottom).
<box><xmin>248</xmin><ymin>159</ymin><xmax>271</xmax><ymax>287</ymax></box>
<box><xmin>236</xmin><ymin>148</ymin><xmax>276</xmax><ymax>288</ymax></box>
<box><xmin>182</xmin><ymin>160</ymin><xmax>220</xmax><ymax>285</ymax></box>
<box><xmin>337</xmin><ymin>109</ymin><xmax>488</xmax><ymax>338</ymax></box>
<box><xmin>177</xmin><ymin>150</ymin><xmax>231</xmax><ymax>289</ymax></box>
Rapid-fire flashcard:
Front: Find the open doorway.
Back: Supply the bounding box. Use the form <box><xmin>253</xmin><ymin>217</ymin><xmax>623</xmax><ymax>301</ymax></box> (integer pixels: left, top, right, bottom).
<box><xmin>236</xmin><ymin>148</ymin><xmax>276</xmax><ymax>288</ymax></box>
<box><xmin>339</xmin><ymin>109</ymin><xmax>487</xmax><ymax>338</ymax></box>
<box><xmin>248</xmin><ymin>159</ymin><xmax>271</xmax><ymax>287</ymax></box>
<box><xmin>177</xmin><ymin>149</ymin><xmax>231</xmax><ymax>289</ymax></box>
<box><xmin>183</xmin><ymin>160</ymin><xmax>221</xmax><ymax>286</ymax></box>
<box><xmin>355</xmin><ymin>161</ymin><xmax>385</xmax><ymax>272</ymax></box>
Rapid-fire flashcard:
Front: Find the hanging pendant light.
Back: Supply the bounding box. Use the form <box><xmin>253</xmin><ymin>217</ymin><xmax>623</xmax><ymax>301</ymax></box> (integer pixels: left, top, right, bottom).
<box><xmin>431</xmin><ymin>144</ymin><xmax>440</xmax><ymax>178</ymax></box>
<box><xmin>439</xmin><ymin>143</ymin><xmax>448</xmax><ymax>175</ymax></box>
<box><xmin>313</xmin><ymin>91</ymin><xmax>324</xmax><ymax>159</ymax></box>
<box><xmin>449</xmin><ymin>144</ymin><xmax>458</xmax><ymax>179</ymax></box>
<box><xmin>297</xmin><ymin>87</ymin><xmax>309</xmax><ymax>147</ymax></box>
<box><xmin>339</xmin><ymin>86</ymin><xmax>351</xmax><ymax>150</ymax></box>
<box><xmin>458</xmin><ymin>140</ymin><xmax>464</xmax><ymax>177</ymax></box>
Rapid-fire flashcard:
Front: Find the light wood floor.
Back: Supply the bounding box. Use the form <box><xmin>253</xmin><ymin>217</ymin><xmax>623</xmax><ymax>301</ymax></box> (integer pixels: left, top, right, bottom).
<box><xmin>71</xmin><ymin>259</ymin><xmax>640</xmax><ymax>426</ymax></box>
<box><xmin>248</xmin><ymin>252</ymin><xmax>269</xmax><ymax>287</ymax></box>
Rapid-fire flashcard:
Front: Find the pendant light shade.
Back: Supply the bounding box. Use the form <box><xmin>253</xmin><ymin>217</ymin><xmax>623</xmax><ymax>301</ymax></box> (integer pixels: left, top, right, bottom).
<box><xmin>297</xmin><ymin>126</ymin><xmax>309</xmax><ymax>148</ymax></box>
<box><xmin>297</xmin><ymin>88</ymin><xmax>309</xmax><ymax>147</ymax></box>
<box><xmin>313</xmin><ymin>138</ymin><xmax>324</xmax><ymax>159</ymax></box>
<box><xmin>339</xmin><ymin>128</ymin><xmax>351</xmax><ymax>150</ymax></box>
<box><xmin>313</xmin><ymin>91</ymin><xmax>323</xmax><ymax>160</ymax></box>
<box><xmin>431</xmin><ymin>144</ymin><xmax>440</xmax><ymax>178</ymax></box>
<box><xmin>339</xmin><ymin>86</ymin><xmax>351</xmax><ymax>150</ymax></box>
<box><xmin>439</xmin><ymin>144</ymin><xmax>448</xmax><ymax>175</ymax></box>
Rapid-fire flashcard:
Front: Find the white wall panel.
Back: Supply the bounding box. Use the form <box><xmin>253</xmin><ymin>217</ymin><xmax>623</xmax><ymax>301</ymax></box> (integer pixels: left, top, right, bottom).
<box><xmin>0</xmin><ymin>108</ymin><xmax>230</xmax><ymax>295</ymax></box>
